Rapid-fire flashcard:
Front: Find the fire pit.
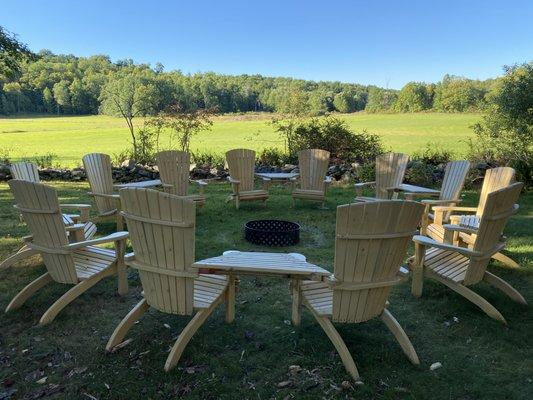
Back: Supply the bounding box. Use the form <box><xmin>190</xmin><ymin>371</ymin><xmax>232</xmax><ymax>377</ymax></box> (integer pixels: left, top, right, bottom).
<box><xmin>245</xmin><ymin>220</ymin><xmax>300</xmax><ymax>246</ymax></box>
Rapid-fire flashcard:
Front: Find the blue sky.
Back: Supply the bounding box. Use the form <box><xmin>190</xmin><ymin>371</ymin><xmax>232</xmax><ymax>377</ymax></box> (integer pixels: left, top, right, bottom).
<box><xmin>3</xmin><ymin>0</ymin><xmax>532</xmax><ymax>88</ymax></box>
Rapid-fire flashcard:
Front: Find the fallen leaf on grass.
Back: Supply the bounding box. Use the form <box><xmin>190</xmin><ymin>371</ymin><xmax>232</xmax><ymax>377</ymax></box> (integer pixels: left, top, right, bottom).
<box><xmin>35</xmin><ymin>377</ymin><xmax>47</xmax><ymax>384</ymax></box>
<box><xmin>430</xmin><ymin>362</ymin><xmax>442</xmax><ymax>371</ymax></box>
<box><xmin>277</xmin><ymin>380</ymin><xmax>292</xmax><ymax>389</ymax></box>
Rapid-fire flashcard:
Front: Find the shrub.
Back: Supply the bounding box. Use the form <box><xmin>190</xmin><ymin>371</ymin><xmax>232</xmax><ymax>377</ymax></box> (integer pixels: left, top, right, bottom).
<box><xmin>469</xmin><ymin>63</ymin><xmax>533</xmax><ymax>186</ymax></box>
<box><xmin>354</xmin><ymin>162</ymin><xmax>375</xmax><ymax>183</ymax></box>
<box><xmin>257</xmin><ymin>147</ymin><xmax>291</xmax><ymax>166</ymax></box>
<box><xmin>412</xmin><ymin>144</ymin><xmax>454</xmax><ymax>166</ymax></box>
<box><xmin>0</xmin><ymin>147</ymin><xmax>11</xmax><ymax>164</ymax></box>
<box><xmin>273</xmin><ymin>115</ymin><xmax>384</xmax><ymax>164</ymax></box>
<box><xmin>33</xmin><ymin>152</ymin><xmax>57</xmax><ymax>168</ymax></box>
<box><xmin>404</xmin><ymin>161</ymin><xmax>434</xmax><ymax>186</ymax></box>
<box><xmin>191</xmin><ymin>150</ymin><xmax>225</xmax><ymax>167</ymax></box>
<box><xmin>111</xmin><ymin>149</ymin><xmax>134</xmax><ymax>166</ymax></box>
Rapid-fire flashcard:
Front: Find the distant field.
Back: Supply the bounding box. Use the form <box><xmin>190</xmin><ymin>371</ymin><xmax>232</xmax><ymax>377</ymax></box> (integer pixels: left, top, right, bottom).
<box><xmin>0</xmin><ymin>113</ymin><xmax>480</xmax><ymax>167</ymax></box>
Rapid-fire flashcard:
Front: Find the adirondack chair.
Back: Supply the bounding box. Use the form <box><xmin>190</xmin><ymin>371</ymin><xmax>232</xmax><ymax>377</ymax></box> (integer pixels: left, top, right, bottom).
<box><xmin>410</xmin><ymin>182</ymin><xmax>526</xmax><ymax>323</ymax></box>
<box><xmin>106</xmin><ymin>188</ymin><xmax>233</xmax><ymax>371</ymax></box>
<box><xmin>355</xmin><ymin>152</ymin><xmax>409</xmax><ymax>202</ymax></box>
<box><xmin>156</xmin><ymin>150</ymin><xmax>207</xmax><ymax>207</ymax></box>
<box><xmin>83</xmin><ymin>153</ymin><xmax>123</xmax><ymax>229</ymax></box>
<box><xmin>296</xmin><ymin>201</ymin><xmax>424</xmax><ymax>381</ymax></box>
<box><xmin>225</xmin><ymin>148</ymin><xmax>269</xmax><ymax>209</ymax></box>
<box><xmin>1</xmin><ymin>163</ymin><xmax>97</xmax><ymax>270</ymax></box>
<box><xmin>5</xmin><ymin>180</ymin><xmax>128</xmax><ymax>325</ymax></box>
<box><xmin>291</xmin><ymin>149</ymin><xmax>332</xmax><ymax>207</ymax></box>
<box><xmin>427</xmin><ymin>167</ymin><xmax>518</xmax><ymax>268</ymax></box>
<box><xmin>404</xmin><ymin>160</ymin><xmax>471</xmax><ymax>235</ymax></box>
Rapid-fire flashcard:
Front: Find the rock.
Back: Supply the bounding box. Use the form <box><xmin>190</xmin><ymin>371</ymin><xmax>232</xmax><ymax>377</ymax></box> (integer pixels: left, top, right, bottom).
<box><xmin>430</xmin><ymin>362</ymin><xmax>442</xmax><ymax>371</ymax></box>
<box><xmin>121</xmin><ymin>159</ymin><xmax>136</xmax><ymax>168</ymax></box>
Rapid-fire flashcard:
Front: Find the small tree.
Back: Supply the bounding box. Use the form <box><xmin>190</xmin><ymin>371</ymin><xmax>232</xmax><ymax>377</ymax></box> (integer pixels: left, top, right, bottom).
<box><xmin>100</xmin><ymin>68</ymin><xmax>160</xmax><ymax>157</ymax></box>
<box><xmin>470</xmin><ymin>63</ymin><xmax>533</xmax><ymax>185</ymax></box>
<box><xmin>161</xmin><ymin>104</ymin><xmax>215</xmax><ymax>153</ymax></box>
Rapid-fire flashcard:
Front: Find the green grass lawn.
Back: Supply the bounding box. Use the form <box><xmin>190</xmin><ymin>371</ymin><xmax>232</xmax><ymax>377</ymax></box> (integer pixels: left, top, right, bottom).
<box><xmin>0</xmin><ymin>181</ymin><xmax>531</xmax><ymax>399</ymax></box>
<box><xmin>0</xmin><ymin>113</ymin><xmax>480</xmax><ymax>168</ymax></box>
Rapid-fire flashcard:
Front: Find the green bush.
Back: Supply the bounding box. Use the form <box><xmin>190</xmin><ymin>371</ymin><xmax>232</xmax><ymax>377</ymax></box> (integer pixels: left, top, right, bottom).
<box><xmin>273</xmin><ymin>115</ymin><xmax>384</xmax><ymax>163</ymax></box>
<box><xmin>257</xmin><ymin>147</ymin><xmax>291</xmax><ymax>166</ymax></box>
<box><xmin>412</xmin><ymin>144</ymin><xmax>454</xmax><ymax>166</ymax></box>
<box><xmin>32</xmin><ymin>152</ymin><xmax>57</xmax><ymax>168</ymax></box>
<box><xmin>191</xmin><ymin>151</ymin><xmax>225</xmax><ymax>167</ymax></box>
<box><xmin>354</xmin><ymin>162</ymin><xmax>375</xmax><ymax>183</ymax></box>
<box><xmin>404</xmin><ymin>161</ymin><xmax>433</xmax><ymax>186</ymax></box>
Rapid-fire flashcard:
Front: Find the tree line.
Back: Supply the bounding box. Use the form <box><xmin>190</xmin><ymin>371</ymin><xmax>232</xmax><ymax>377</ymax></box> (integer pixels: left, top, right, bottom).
<box><xmin>0</xmin><ymin>50</ymin><xmax>502</xmax><ymax>116</ymax></box>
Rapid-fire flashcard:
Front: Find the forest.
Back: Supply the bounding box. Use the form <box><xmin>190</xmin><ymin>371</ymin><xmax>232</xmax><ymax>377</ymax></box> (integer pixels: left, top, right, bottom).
<box><xmin>0</xmin><ymin>50</ymin><xmax>498</xmax><ymax>116</ymax></box>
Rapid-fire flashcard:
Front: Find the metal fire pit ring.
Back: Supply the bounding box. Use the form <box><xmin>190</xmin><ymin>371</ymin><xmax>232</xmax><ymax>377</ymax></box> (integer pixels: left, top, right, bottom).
<box><xmin>245</xmin><ymin>219</ymin><xmax>300</xmax><ymax>246</ymax></box>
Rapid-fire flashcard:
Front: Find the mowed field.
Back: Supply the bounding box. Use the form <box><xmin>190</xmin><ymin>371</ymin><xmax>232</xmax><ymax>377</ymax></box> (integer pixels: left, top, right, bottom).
<box><xmin>0</xmin><ymin>113</ymin><xmax>480</xmax><ymax>167</ymax></box>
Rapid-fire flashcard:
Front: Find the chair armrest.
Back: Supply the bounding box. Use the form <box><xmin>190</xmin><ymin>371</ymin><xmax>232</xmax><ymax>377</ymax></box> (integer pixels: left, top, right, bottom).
<box><xmin>65</xmin><ymin>223</ymin><xmax>85</xmax><ymax>232</ymax></box>
<box><xmin>65</xmin><ymin>231</ymin><xmax>129</xmax><ymax>251</ymax></box>
<box><xmin>412</xmin><ymin>235</ymin><xmax>482</xmax><ymax>258</ymax></box>
<box><xmin>161</xmin><ymin>183</ymin><xmax>174</xmax><ymax>188</ymax></box>
<box><xmin>60</xmin><ymin>204</ymin><xmax>92</xmax><ymax>210</ymax></box>
<box><xmin>355</xmin><ymin>181</ymin><xmax>375</xmax><ymax>196</ymax></box>
<box><xmin>354</xmin><ymin>181</ymin><xmax>375</xmax><ymax>188</ymax></box>
<box><xmin>227</xmin><ymin>177</ymin><xmax>240</xmax><ymax>185</ymax></box>
<box><xmin>442</xmin><ymin>223</ymin><xmax>478</xmax><ymax>235</ymax></box>
<box><xmin>431</xmin><ymin>206</ymin><xmax>477</xmax><ymax>213</ymax></box>
<box><xmin>60</xmin><ymin>204</ymin><xmax>92</xmax><ymax>222</ymax></box>
<box><xmin>421</xmin><ymin>199</ymin><xmax>462</xmax><ymax>205</ymax></box>
<box><xmin>88</xmin><ymin>192</ymin><xmax>120</xmax><ymax>200</ymax></box>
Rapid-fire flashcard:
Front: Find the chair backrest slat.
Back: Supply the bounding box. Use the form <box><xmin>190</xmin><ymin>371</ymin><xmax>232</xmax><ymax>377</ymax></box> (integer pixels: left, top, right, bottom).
<box><xmin>438</xmin><ymin>160</ymin><xmax>470</xmax><ymax>221</ymax></box>
<box><xmin>298</xmin><ymin>149</ymin><xmax>330</xmax><ymax>191</ymax></box>
<box><xmin>464</xmin><ymin>182</ymin><xmax>523</xmax><ymax>284</ymax></box>
<box><xmin>83</xmin><ymin>153</ymin><xmax>116</xmax><ymax>214</ymax></box>
<box><xmin>332</xmin><ymin>201</ymin><xmax>424</xmax><ymax>323</ymax></box>
<box><xmin>10</xmin><ymin>162</ymin><xmax>40</xmax><ymax>182</ymax></box>
<box><xmin>476</xmin><ymin>167</ymin><xmax>515</xmax><ymax>216</ymax></box>
<box><xmin>375</xmin><ymin>153</ymin><xmax>409</xmax><ymax>199</ymax></box>
<box><xmin>120</xmin><ymin>188</ymin><xmax>196</xmax><ymax>315</ymax></box>
<box><xmin>156</xmin><ymin>150</ymin><xmax>190</xmax><ymax>196</ymax></box>
<box><xmin>9</xmin><ymin>180</ymin><xmax>77</xmax><ymax>284</ymax></box>
<box><xmin>226</xmin><ymin>149</ymin><xmax>256</xmax><ymax>192</ymax></box>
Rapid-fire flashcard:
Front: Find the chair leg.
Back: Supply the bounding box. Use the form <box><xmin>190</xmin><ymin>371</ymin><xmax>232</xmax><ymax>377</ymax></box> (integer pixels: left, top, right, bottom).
<box><xmin>235</xmin><ymin>196</ymin><xmax>240</xmax><ymax>210</ymax></box>
<box><xmin>429</xmin><ymin>273</ymin><xmax>507</xmax><ymax>324</ymax></box>
<box><xmin>225</xmin><ymin>275</ymin><xmax>236</xmax><ymax>323</ymax></box>
<box><xmin>5</xmin><ymin>272</ymin><xmax>53</xmax><ymax>312</ymax></box>
<box><xmin>39</xmin><ymin>271</ymin><xmax>111</xmax><ymax>326</ymax></box>
<box><xmin>380</xmin><ymin>308</ymin><xmax>420</xmax><ymax>365</ymax></box>
<box><xmin>291</xmin><ymin>278</ymin><xmax>301</xmax><ymax>327</ymax></box>
<box><xmin>306</xmin><ymin>303</ymin><xmax>360</xmax><ymax>381</ymax></box>
<box><xmin>0</xmin><ymin>247</ymin><xmax>38</xmax><ymax>270</ymax></box>
<box><xmin>106</xmin><ymin>298</ymin><xmax>149</xmax><ymax>352</ymax></box>
<box><xmin>491</xmin><ymin>252</ymin><xmax>520</xmax><ymax>269</ymax></box>
<box><xmin>164</xmin><ymin>294</ymin><xmax>224</xmax><ymax>372</ymax></box>
<box><xmin>116</xmin><ymin>213</ymin><xmax>124</xmax><ymax>231</ymax></box>
<box><xmin>483</xmin><ymin>272</ymin><xmax>527</xmax><ymax>305</ymax></box>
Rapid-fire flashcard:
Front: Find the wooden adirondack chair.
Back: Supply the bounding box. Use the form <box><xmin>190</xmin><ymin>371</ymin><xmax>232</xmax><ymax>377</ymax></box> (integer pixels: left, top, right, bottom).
<box><xmin>410</xmin><ymin>182</ymin><xmax>526</xmax><ymax>323</ymax></box>
<box><xmin>355</xmin><ymin>152</ymin><xmax>409</xmax><ymax>202</ymax></box>
<box><xmin>156</xmin><ymin>150</ymin><xmax>207</xmax><ymax>207</ymax></box>
<box><xmin>427</xmin><ymin>167</ymin><xmax>518</xmax><ymax>268</ymax></box>
<box><xmin>404</xmin><ymin>160</ymin><xmax>471</xmax><ymax>234</ymax></box>
<box><xmin>83</xmin><ymin>153</ymin><xmax>123</xmax><ymax>229</ymax></box>
<box><xmin>291</xmin><ymin>149</ymin><xmax>332</xmax><ymax>207</ymax></box>
<box><xmin>5</xmin><ymin>180</ymin><xmax>128</xmax><ymax>325</ymax></box>
<box><xmin>106</xmin><ymin>188</ymin><xmax>233</xmax><ymax>371</ymax></box>
<box><xmin>225</xmin><ymin>148</ymin><xmax>269</xmax><ymax>209</ymax></box>
<box><xmin>1</xmin><ymin>163</ymin><xmax>97</xmax><ymax>270</ymax></box>
<box><xmin>296</xmin><ymin>201</ymin><xmax>424</xmax><ymax>381</ymax></box>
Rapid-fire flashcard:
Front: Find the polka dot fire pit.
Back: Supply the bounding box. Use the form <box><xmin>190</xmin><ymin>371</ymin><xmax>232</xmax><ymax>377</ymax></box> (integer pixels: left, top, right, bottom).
<box><xmin>244</xmin><ymin>220</ymin><xmax>300</xmax><ymax>246</ymax></box>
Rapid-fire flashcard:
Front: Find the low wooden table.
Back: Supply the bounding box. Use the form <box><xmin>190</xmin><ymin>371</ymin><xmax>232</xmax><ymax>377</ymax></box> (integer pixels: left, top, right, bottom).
<box><xmin>255</xmin><ymin>172</ymin><xmax>299</xmax><ymax>189</ymax></box>
<box><xmin>114</xmin><ymin>179</ymin><xmax>162</xmax><ymax>189</ymax></box>
<box><xmin>391</xmin><ymin>183</ymin><xmax>440</xmax><ymax>198</ymax></box>
<box><xmin>191</xmin><ymin>251</ymin><xmax>331</xmax><ymax>326</ymax></box>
